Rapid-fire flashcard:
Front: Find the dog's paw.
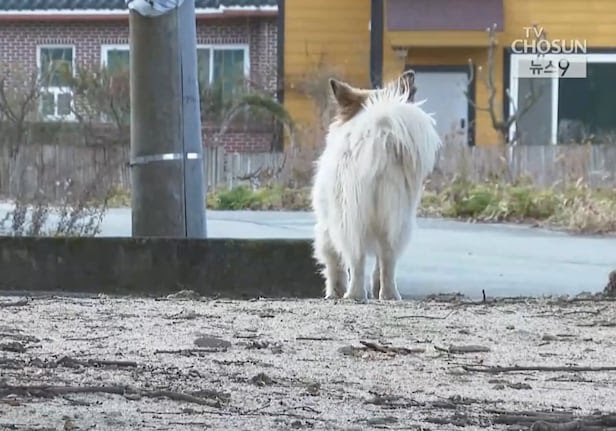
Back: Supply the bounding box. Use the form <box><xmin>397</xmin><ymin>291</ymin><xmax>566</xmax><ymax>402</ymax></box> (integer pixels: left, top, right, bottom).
<box><xmin>343</xmin><ymin>291</ymin><xmax>368</xmax><ymax>303</ymax></box>
<box><xmin>379</xmin><ymin>289</ymin><xmax>402</xmax><ymax>301</ymax></box>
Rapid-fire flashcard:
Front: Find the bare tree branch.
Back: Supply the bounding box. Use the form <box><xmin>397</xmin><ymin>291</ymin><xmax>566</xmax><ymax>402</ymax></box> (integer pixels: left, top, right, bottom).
<box><xmin>464</xmin><ymin>23</ymin><xmax>546</xmax><ymax>146</ymax></box>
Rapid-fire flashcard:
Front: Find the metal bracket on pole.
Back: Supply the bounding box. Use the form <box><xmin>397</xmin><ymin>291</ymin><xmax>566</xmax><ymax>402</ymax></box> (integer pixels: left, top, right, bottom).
<box><xmin>125</xmin><ymin>0</ymin><xmax>185</xmax><ymax>17</ymax></box>
<box><xmin>129</xmin><ymin>152</ymin><xmax>201</xmax><ymax>167</ymax></box>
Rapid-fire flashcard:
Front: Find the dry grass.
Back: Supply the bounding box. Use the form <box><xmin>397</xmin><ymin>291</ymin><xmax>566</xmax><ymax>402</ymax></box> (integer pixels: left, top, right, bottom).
<box><xmin>203</xmin><ymin>179</ymin><xmax>616</xmax><ymax>234</ymax></box>
<box><xmin>201</xmin><ymin>137</ymin><xmax>616</xmax><ymax>235</ymax></box>
<box><xmin>420</xmin><ymin>177</ymin><xmax>616</xmax><ymax>234</ymax></box>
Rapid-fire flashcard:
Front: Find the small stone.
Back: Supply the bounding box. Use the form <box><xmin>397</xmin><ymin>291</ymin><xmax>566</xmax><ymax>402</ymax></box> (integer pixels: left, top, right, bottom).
<box><xmin>63</xmin><ymin>418</ymin><xmax>77</xmax><ymax>430</ymax></box>
<box><xmin>508</xmin><ymin>382</ymin><xmax>532</xmax><ymax>390</ymax></box>
<box><xmin>251</xmin><ymin>372</ymin><xmax>274</xmax><ymax>386</ymax></box>
<box><xmin>541</xmin><ymin>334</ymin><xmax>558</xmax><ymax>342</ymax></box>
<box><xmin>194</xmin><ymin>336</ymin><xmax>231</xmax><ymax>349</ymax></box>
<box><xmin>338</xmin><ymin>345</ymin><xmax>356</xmax><ymax>356</ymax></box>
<box><xmin>367</xmin><ymin>416</ymin><xmax>398</xmax><ymax>426</ymax></box>
<box><xmin>167</xmin><ymin>310</ymin><xmax>198</xmax><ymax>320</ymax></box>
<box><xmin>305</xmin><ymin>382</ymin><xmax>320</xmax><ymax>396</ymax></box>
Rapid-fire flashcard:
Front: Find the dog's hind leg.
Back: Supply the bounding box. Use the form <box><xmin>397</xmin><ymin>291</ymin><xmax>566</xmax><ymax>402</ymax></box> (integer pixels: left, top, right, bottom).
<box><xmin>323</xmin><ymin>252</ymin><xmax>347</xmax><ymax>299</ymax></box>
<box><xmin>343</xmin><ymin>253</ymin><xmax>367</xmax><ymax>303</ymax></box>
<box><xmin>376</xmin><ymin>244</ymin><xmax>402</xmax><ymax>301</ymax></box>
<box><xmin>314</xmin><ymin>225</ymin><xmax>346</xmax><ymax>299</ymax></box>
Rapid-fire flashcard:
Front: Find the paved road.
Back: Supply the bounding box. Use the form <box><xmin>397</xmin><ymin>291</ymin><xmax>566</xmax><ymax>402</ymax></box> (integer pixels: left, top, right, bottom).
<box><xmin>2</xmin><ymin>203</ymin><xmax>612</xmax><ymax>299</ymax></box>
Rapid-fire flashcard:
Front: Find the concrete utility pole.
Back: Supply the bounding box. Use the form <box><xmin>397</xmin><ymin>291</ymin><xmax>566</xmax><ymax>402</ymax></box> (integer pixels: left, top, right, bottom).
<box><xmin>128</xmin><ymin>0</ymin><xmax>207</xmax><ymax>238</ymax></box>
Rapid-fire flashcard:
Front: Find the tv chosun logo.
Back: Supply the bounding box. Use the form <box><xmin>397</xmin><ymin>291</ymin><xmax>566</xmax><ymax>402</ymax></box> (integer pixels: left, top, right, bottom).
<box><xmin>512</xmin><ymin>26</ymin><xmax>588</xmax><ymax>78</ymax></box>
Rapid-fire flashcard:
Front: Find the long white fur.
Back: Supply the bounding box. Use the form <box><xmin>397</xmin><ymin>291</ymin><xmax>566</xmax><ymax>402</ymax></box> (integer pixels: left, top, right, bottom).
<box><xmin>311</xmin><ymin>78</ymin><xmax>442</xmax><ymax>301</ymax></box>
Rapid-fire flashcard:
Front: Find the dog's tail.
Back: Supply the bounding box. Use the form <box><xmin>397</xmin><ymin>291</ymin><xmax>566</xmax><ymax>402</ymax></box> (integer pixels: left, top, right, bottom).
<box><xmin>356</xmin><ymin>84</ymin><xmax>443</xmax><ymax>181</ymax></box>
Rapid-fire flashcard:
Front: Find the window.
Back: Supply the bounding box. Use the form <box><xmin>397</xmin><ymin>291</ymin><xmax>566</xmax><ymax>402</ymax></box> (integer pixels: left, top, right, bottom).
<box><xmin>509</xmin><ymin>53</ymin><xmax>616</xmax><ymax>145</ymax></box>
<box><xmin>38</xmin><ymin>45</ymin><xmax>75</xmax><ymax>120</ymax></box>
<box><xmin>101</xmin><ymin>45</ymin><xmax>130</xmax><ymax>74</ymax></box>
<box><xmin>197</xmin><ymin>45</ymin><xmax>249</xmax><ymax>106</ymax></box>
<box><xmin>96</xmin><ymin>44</ymin><xmax>249</xmax><ymax>122</ymax></box>
<box><xmin>100</xmin><ymin>45</ymin><xmax>131</xmax><ymax>125</ymax></box>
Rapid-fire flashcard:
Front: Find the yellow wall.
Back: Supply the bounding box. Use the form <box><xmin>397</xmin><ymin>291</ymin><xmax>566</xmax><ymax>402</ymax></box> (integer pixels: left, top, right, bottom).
<box><xmin>283</xmin><ymin>0</ymin><xmax>616</xmax><ymax>148</ymax></box>
<box><xmin>283</xmin><ymin>0</ymin><xmax>371</xmax><ymax>138</ymax></box>
<box><xmin>382</xmin><ymin>0</ymin><xmax>616</xmax><ymax>146</ymax></box>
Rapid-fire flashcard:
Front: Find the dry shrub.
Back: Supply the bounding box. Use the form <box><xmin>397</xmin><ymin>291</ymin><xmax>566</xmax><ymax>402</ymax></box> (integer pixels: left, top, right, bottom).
<box><xmin>0</xmin><ymin>62</ymin><xmax>129</xmax><ymax>236</ymax></box>
<box><xmin>549</xmin><ymin>182</ymin><xmax>616</xmax><ymax>234</ymax></box>
<box><xmin>206</xmin><ymin>184</ymin><xmax>310</xmax><ymax>211</ymax></box>
<box><xmin>419</xmin><ymin>175</ymin><xmax>616</xmax><ymax>234</ymax></box>
<box><xmin>0</xmin><ymin>180</ymin><xmax>109</xmax><ymax>237</ymax></box>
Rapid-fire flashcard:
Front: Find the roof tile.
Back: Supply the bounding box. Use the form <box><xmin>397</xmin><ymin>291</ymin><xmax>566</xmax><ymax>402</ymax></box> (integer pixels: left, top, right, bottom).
<box><xmin>0</xmin><ymin>0</ymin><xmax>277</xmax><ymax>11</ymax></box>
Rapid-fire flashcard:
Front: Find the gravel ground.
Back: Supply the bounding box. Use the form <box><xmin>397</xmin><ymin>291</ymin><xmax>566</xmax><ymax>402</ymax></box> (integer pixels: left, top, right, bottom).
<box><xmin>1</xmin><ymin>291</ymin><xmax>616</xmax><ymax>431</ymax></box>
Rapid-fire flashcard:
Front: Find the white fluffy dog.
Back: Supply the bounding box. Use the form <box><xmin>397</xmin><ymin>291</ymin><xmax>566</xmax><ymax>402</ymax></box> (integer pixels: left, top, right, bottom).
<box><xmin>311</xmin><ymin>70</ymin><xmax>442</xmax><ymax>301</ymax></box>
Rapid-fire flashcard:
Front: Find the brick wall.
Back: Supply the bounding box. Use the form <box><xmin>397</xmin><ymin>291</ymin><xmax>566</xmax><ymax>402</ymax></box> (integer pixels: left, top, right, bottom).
<box><xmin>204</xmin><ymin>129</ymin><xmax>274</xmax><ymax>153</ymax></box>
<box><xmin>0</xmin><ymin>16</ymin><xmax>278</xmax><ymax>153</ymax></box>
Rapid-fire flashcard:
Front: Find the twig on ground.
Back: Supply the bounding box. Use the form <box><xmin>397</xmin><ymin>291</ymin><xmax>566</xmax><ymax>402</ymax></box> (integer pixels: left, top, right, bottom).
<box><xmin>562</xmin><ymin>306</ymin><xmax>608</xmax><ymax>316</ymax></box>
<box><xmin>0</xmin><ymin>299</ymin><xmax>28</xmax><ymax>308</ymax></box>
<box><xmin>241</xmin><ymin>409</ymin><xmax>325</xmax><ymax>423</ymax></box>
<box><xmin>565</xmin><ymin>296</ymin><xmax>616</xmax><ymax>303</ymax></box>
<box><xmin>0</xmin><ymin>426</ymin><xmax>56</xmax><ymax>431</ymax></box>
<box><xmin>435</xmin><ymin>345</ymin><xmax>491</xmax><ymax>354</ymax></box>
<box><xmin>56</xmin><ymin>356</ymin><xmax>138</xmax><ymax>368</ymax></box>
<box><xmin>62</xmin><ymin>396</ymin><xmax>91</xmax><ymax>407</ymax></box>
<box><xmin>295</xmin><ymin>336</ymin><xmax>335</xmax><ymax>341</ymax></box>
<box><xmin>0</xmin><ymin>358</ymin><xmax>25</xmax><ymax>368</ymax></box>
<box><xmin>359</xmin><ymin>340</ymin><xmax>426</xmax><ymax>355</ymax></box>
<box><xmin>365</xmin><ymin>393</ymin><xmax>424</xmax><ymax>408</ymax></box>
<box><xmin>489</xmin><ymin>409</ymin><xmax>616</xmax><ymax>430</ymax></box>
<box><xmin>463</xmin><ymin>365</ymin><xmax>616</xmax><ymax>373</ymax></box>
<box><xmin>395</xmin><ymin>310</ymin><xmax>455</xmax><ymax>320</ymax></box>
<box><xmin>576</xmin><ymin>321</ymin><xmax>616</xmax><ymax>328</ymax></box>
<box><xmin>64</xmin><ymin>335</ymin><xmax>112</xmax><ymax>342</ymax></box>
<box><xmin>154</xmin><ymin>348</ymin><xmax>222</xmax><ymax>355</ymax></box>
<box><xmin>0</xmin><ymin>333</ymin><xmax>40</xmax><ymax>343</ymax></box>
<box><xmin>453</xmin><ymin>296</ymin><xmax>532</xmax><ymax>307</ymax></box>
<box><xmin>0</xmin><ymin>383</ymin><xmax>226</xmax><ymax>408</ymax></box>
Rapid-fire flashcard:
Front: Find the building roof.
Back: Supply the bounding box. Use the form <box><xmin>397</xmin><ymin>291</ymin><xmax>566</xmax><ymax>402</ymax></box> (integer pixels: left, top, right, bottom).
<box><xmin>0</xmin><ymin>0</ymin><xmax>277</xmax><ymax>11</ymax></box>
<box><xmin>0</xmin><ymin>0</ymin><xmax>278</xmax><ymax>22</ymax></box>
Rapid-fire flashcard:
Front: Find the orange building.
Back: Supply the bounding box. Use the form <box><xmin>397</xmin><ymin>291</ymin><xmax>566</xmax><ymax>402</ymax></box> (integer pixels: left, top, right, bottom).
<box><xmin>281</xmin><ymin>0</ymin><xmax>616</xmax><ymax>147</ymax></box>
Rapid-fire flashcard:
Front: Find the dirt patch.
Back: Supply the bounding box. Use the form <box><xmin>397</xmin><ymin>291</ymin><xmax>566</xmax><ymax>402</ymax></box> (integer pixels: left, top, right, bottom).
<box><xmin>1</xmin><ymin>293</ymin><xmax>616</xmax><ymax>430</ymax></box>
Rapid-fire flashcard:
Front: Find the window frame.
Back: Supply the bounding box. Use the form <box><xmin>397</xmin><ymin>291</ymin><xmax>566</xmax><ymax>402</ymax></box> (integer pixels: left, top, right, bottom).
<box><xmin>101</xmin><ymin>44</ymin><xmax>130</xmax><ymax>71</ymax></box>
<box><xmin>509</xmin><ymin>52</ymin><xmax>616</xmax><ymax>145</ymax></box>
<box><xmin>196</xmin><ymin>43</ymin><xmax>250</xmax><ymax>91</ymax></box>
<box><xmin>100</xmin><ymin>44</ymin><xmax>131</xmax><ymax>125</ymax></box>
<box><xmin>36</xmin><ymin>44</ymin><xmax>77</xmax><ymax>121</ymax></box>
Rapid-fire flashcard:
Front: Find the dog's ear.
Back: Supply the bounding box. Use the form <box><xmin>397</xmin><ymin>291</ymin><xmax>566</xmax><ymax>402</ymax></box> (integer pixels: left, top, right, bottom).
<box><xmin>397</xmin><ymin>69</ymin><xmax>417</xmax><ymax>102</ymax></box>
<box><xmin>329</xmin><ymin>78</ymin><xmax>356</xmax><ymax>106</ymax></box>
<box><xmin>329</xmin><ymin>78</ymin><xmax>368</xmax><ymax>121</ymax></box>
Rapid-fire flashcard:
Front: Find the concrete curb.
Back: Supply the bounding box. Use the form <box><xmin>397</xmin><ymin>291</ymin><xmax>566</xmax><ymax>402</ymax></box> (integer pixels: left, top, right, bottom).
<box><xmin>0</xmin><ymin>236</ymin><xmax>324</xmax><ymax>299</ymax></box>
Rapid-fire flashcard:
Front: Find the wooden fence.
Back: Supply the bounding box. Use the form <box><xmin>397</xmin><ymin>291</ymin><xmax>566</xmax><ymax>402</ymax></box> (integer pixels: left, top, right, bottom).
<box><xmin>433</xmin><ymin>142</ymin><xmax>616</xmax><ymax>188</ymax></box>
<box><xmin>1</xmin><ymin>141</ymin><xmax>615</xmax><ymax>202</ymax></box>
